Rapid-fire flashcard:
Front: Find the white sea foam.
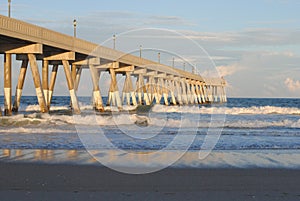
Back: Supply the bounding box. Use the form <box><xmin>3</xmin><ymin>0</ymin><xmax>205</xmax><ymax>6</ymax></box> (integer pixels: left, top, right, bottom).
<box><xmin>152</xmin><ymin>104</ymin><xmax>300</xmax><ymax>115</ymax></box>
<box><xmin>1</xmin><ymin>112</ymin><xmax>300</xmax><ymax>129</ymax></box>
<box><xmin>23</xmin><ymin>103</ymin><xmax>300</xmax><ymax>115</ymax></box>
<box><xmin>0</xmin><ymin>127</ymin><xmax>74</xmax><ymax>134</ymax></box>
<box><xmin>24</xmin><ymin>105</ymin><xmax>69</xmax><ymax>112</ymax></box>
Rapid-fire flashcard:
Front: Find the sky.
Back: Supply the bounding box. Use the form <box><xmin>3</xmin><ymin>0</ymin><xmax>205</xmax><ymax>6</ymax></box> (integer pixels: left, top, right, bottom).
<box><xmin>0</xmin><ymin>0</ymin><xmax>300</xmax><ymax>98</ymax></box>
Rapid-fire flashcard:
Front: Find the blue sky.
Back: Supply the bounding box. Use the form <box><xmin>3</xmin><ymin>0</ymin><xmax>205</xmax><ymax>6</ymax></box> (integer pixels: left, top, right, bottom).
<box><xmin>1</xmin><ymin>0</ymin><xmax>300</xmax><ymax>97</ymax></box>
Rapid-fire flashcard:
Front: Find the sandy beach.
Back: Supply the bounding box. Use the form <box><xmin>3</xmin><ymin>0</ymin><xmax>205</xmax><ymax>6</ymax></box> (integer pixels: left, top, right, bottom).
<box><xmin>0</xmin><ymin>162</ymin><xmax>299</xmax><ymax>201</ymax></box>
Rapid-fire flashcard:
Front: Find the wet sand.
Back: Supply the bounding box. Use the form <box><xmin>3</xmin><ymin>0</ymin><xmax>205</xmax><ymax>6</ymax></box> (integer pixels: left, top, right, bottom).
<box><xmin>0</xmin><ymin>162</ymin><xmax>299</xmax><ymax>201</ymax></box>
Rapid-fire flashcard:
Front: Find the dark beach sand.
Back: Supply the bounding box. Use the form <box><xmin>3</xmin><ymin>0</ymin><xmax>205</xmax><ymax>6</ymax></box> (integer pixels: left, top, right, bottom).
<box><xmin>0</xmin><ymin>162</ymin><xmax>299</xmax><ymax>201</ymax></box>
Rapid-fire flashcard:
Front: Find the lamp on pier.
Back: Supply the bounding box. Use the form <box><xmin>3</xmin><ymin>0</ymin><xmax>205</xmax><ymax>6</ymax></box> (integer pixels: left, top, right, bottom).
<box><xmin>113</xmin><ymin>34</ymin><xmax>116</xmax><ymax>49</ymax></box>
<box><xmin>73</xmin><ymin>19</ymin><xmax>77</xmax><ymax>38</ymax></box>
<box><xmin>8</xmin><ymin>0</ymin><xmax>11</xmax><ymax>18</ymax></box>
<box><xmin>158</xmin><ymin>52</ymin><xmax>161</xmax><ymax>64</ymax></box>
<box><xmin>172</xmin><ymin>57</ymin><xmax>175</xmax><ymax>68</ymax></box>
<box><xmin>139</xmin><ymin>45</ymin><xmax>142</xmax><ymax>58</ymax></box>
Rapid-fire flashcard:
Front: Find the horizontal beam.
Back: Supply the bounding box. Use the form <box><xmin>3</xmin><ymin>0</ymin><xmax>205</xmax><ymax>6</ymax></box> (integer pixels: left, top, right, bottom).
<box><xmin>155</xmin><ymin>73</ymin><xmax>166</xmax><ymax>78</ymax></box>
<box><xmin>73</xmin><ymin>57</ymin><xmax>100</xmax><ymax>65</ymax></box>
<box><xmin>44</xmin><ymin>52</ymin><xmax>75</xmax><ymax>61</ymax></box>
<box><xmin>6</xmin><ymin>44</ymin><xmax>42</xmax><ymax>54</ymax></box>
<box><xmin>132</xmin><ymin>68</ymin><xmax>147</xmax><ymax>74</ymax></box>
<box><xmin>145</xmin><ymin>71</ymin><xmax>157</xmax><ymax>76</ymax></box>
<box><xmin>114</xmin><ymin>65</ymin><xmax>134</xmax><ymax>72</ymax></box>
<box><xmin>16</xmin><ymin>54</ymin><xmax>43</xmax><ymax>60</ymax></box>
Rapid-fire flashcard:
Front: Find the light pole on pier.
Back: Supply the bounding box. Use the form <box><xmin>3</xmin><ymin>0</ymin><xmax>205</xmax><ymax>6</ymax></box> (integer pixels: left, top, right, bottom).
<box><xmin>172</xmin><ymin>57</ymin><xmax>175</xmax><ymax>68</ymax></box>
<box><xmin>158</xmin><ymin>52</ymin><xmax>161</xmax><ymax>64</ymax></box>
<box><xmin>8</xmin><ymin>0</ymin><xmax>11</xmax><ymax>18</ymax></box>
<box><xmin>113</xmin><ymin>34</ymin><xmax>116</xmax><ymax>49</ymax></box>
<box><xmin>139</xmin><ymin>45</ymin><xmax>142</xmax><ymax>58</ymax></box>
<box><xmin>183</xmin><ymin>62</ymin><xmax>186</xmax><ymax>71</ymax></box>
<box><xmin>73</xmin><ymin>19</ymin><xmax>77</xmax><ymax>38</ymax></box>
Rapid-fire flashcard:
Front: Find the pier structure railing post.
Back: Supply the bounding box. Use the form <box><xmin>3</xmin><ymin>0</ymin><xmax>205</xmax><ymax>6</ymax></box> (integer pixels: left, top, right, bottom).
<box><xmin>42</xmin><ymin>60</ymin><xmax>49</xmax><ymax>108</ymax></box>
<box><xmin>121</xmin><ymin>70</ymin><xmax>136</xmax><ymax>106</ymax></box>
<box><xmin>107</xmin><ymin>62</ymin><xmax>122</xmax><ymax>109</ymax></box>
<box><xmin>135</xmin><ymin>73</ymin><xmax>150</xmax><ymax>105</ymax></box>
<box><xmin>162</xmin><ymin>78</ymin><xmax>169</xmax><ymax>106</ymax></box>
<box><xmin>181</xmin><ymin>79</ymin><xmax>188</xmax><ymax>105</ymax></box>
<box><xmin>44</xmin><ymin>52</ymin><xmax>80</xmax><ymax>113</ymax></box>
<box><xmin>167</xmin><ymin>76</ymin><xmax>177</xmax><ymax>105</ymax></box>
<box><xmin>195</xmin><ymin>82</ymin><xmax>202</xmax><ymax>104</ymax></box>
<box><xmin>62</xmin><ymin>60</ymin><xmax>80</xmax><ymax>114</ymax></box>
<box><xmin>155</xmin><ymin>77</ymin><xmax>163</xmax><ymax>104</ymax></box>
<box><xmin>113</xmin><ymin>64</ymin><xmax>136</xmax><ymax>106</ymax></box>
<box><xmin>48</xmin><ymin>64</ymin><xmax>58</xmax><ymax>109</ymax></box>
<box><xmin>190</xmin><ymin>80</ymin><xmax>198</xmax><ymax>104</ymax></box>
<box><xmin>200</xmin><ymin>83</ymin><xmax>206</xmax><ymax>103</ymax></box>
<box><xmin>214</xmin><ymin>85</ymin><xmax>219</xmax><ymax>102</ymax></box>
<box><xmin>28</xmin><ymin>53</ymin><xmax>48</xmax><ymax>113</ymax></box>
<box><xmin>89</xmin><ymin>64</ymin><xmax>104</xmax><ymax>111</ymax></box>
<box><xmin>4</xmin><ymin>53</ymin><xmax>12</xmax><ymax>115</ymax></box>
<box><xmin>186</xmin><ymin>80</ymin><xmax>193</xmax><ymax>104</ymax></box>
<box><xmin>175</xmin><ymin>79</ymin><xmax>183</xmax><ymax>105</ymax></box>
<box><xmin>6</xmin><ymin>44</ymin><xmax>46</xmax><ymax>113</ymax></box>
<box><xmin>12</xmin><ymin>59</ymin><xmax>28</xmax><ymax>112</ymax></box>
<box><xmin>145</xmin><ymin>74</ymin><xmax>156</xmax><ymax>104</ymax></box>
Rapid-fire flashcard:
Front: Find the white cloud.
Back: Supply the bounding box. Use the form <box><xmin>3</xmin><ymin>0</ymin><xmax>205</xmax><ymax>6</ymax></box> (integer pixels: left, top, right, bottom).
<box><xmin>216</xmin><ymin>64</ymin><xmax>242</xmax><ymax>77</ymax></box>
<box><xmin>284</xmin><ymin>78</ymin><xmax>300</xmax><ymax>92</ymax></box>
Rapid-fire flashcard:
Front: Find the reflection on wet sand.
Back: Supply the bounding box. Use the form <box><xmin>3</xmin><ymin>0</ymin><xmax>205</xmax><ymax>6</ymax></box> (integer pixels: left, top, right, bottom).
<box><xmin>1</xmin><ymin>149</ymin><xmax>300</xmax><ymax>169</ymax></box>
<box><xmin>34</xmin><ymin>150</ymin><xmax>54</xmax><ymax>161</ymax></box>
<box><xmin>0</xmin><ymin>149</ymin><xmax>86</xmax><ymax>164</ymax></box>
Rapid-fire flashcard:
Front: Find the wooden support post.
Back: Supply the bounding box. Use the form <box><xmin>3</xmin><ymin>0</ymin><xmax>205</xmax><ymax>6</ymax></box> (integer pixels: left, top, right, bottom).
<box><xmin>208</xmin><ymin>86</ymin><xmax>213</xmax><ymax>102</ymax></box>
<box><xmin>28</xmin><ymin>54</ymin><xmax>48</xmax><ymax>113</ymax></box>
<box><xmin>200</xmin><ymin>84</ymin><xmax>206</xmax><ymax>103</ymax></box>
<box><xmin>122</xmin><ymin>73</ymin><xmax>129</xmax><ymax>105</ymax></box>
<box><xmin>122</xmin><ymin>72</ymin><xmax>136</xmax><ymax>106</ymax></box>
<box><xmin>169</xmin><ymin>80</ymin><xmax>176</xmax><ymax>105</ymax></box>
<box><xmin>136</xmin><ymin>74</ymin><xmax>143</xmax><ymax>105</ymax></box>
<box><xmin>136</xmin><ymin>76</ymin><xmax>141</xmax><ymax>105</ymax></box>
<box><xmin>42</xmin><ymin>60</ymin><xmax>49</xmax><ymax>107</ymax></box>
<box><xmin>175</xmin><ymin>81</ymin><xmax>183</xmax><ymax>105</ymax></box>
<box><xmin>136</xmin><ymin>74</ymin><xmax>150</xmax><ymax>105</ymax></box>
<box><xmin>48</xmin><ymin>65</ymin><xmax>58</xmax><ymax>108</ymax></box>
<box><xmin>75</xmin><ymin>67</ymin><xmax>82</xmax><ymax>91</ymax></box>
<box><xmin>222</xmin><ymin>86</ymin><xmax>227</xmax><ymax>102</ymax></box>
<box><xmin>214</xmin><ymin>86</ymin><xmax>218</xmax><ymax>102</ymax></box>
<box><xmin>194</xmin><ymin>84</ymin><xmax>201</xmax><ymax>104</ymax></box>
<box><xmin>218</xmin><ymin>86</ymin><xmax>223</xmax><ymax>102</ymax></box>
<box><xmin>186</xmin><ymin>82</ymin><xmax>193</xmax><ymax>104</ymax></box>
<box><xmin>181</xmin><ymin>80</ymin><xmax>188</xmax><ymax>105</ymax></box>
<box><xmin>206</xmin><ymin>85</ymin><xmax>211</xmax><ymax>102</ymax></box>
<box><xmin>62</xmin><ymin>60</ymin><xmax>80</xmax><ymax>114</ymax></box>
<box><xmin>162</xmin><ymin>79</ymin><xmax>169</xmax><ymax>106</ymax></box>
<box><xmin>197</xmin><ymin>84</ymin><xmax>203</xmax><ymax>103</ymax></box>
<box><xmin>4</xmin><ymin>53</ymin><xmax>12</xmax><ymax>116</ymax></box>
<box><xmin>12</xmin><ymin>59</ymin><xmax>28</xmax><ymax>112</ymax></box>
<box><xmin>156</xmin><ymin>78</ymin><xmax>163</xmax><ymax>104</ymax></box>
<box><xmin>212</xmin><ymin>86</ymin><xmax>218</xmax><ymax>102</ymax></box>
<box><xmin>191</xmin><ymin>83</ymin><xmax>198</xmax><ymax>104</ymax></box>
<box><xmin>145</xmin><ymin>77</ymin><xmax>153</xmax><ymax>103</ymax></box>
<box><xmin>71</xmin><ymin>63</ymin><xmax>77</xmax><ymax>83</ymax></box>
<box><xmin>89</xmin><ymin>64</ymin><xmax>103</xmax><ymax>111</ymax></box>
<box><xmin>107</xmin><ymin>67</ymin><xmax>122</xmax><ymax>108</ymax></box>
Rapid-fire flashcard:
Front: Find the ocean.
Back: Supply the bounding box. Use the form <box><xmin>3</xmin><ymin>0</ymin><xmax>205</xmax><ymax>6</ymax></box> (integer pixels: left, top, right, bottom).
<box><xmin>0</xmin><ymin>96</ymin><xmax>300</xmax><ymax>170</ymax></box>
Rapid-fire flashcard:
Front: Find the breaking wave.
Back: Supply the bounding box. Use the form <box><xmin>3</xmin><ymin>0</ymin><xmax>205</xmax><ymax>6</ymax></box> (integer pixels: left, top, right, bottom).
<box><xmin>1</xmin><ymin>112</ymin><xmax>300</xmax><ymax>131</ymax></box>
<box><xmin>152</xmin><ymin>105</ymin><xmax>300</xmax><ymax>115</ymax></box>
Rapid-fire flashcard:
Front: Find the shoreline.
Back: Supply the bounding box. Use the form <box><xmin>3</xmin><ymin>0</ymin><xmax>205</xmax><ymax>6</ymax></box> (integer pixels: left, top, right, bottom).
<box><xmin>0</xmin><ymin>162</ymin><xmax>299</xmax><ymax>200</ymax></box>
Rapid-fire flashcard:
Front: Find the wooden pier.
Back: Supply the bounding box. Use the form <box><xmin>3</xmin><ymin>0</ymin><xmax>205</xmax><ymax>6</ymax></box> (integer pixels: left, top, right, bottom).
<box><xmin>0</xmin><ymin>14</ymin><xmax>226</xmax><ymax>116</ymax></box>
